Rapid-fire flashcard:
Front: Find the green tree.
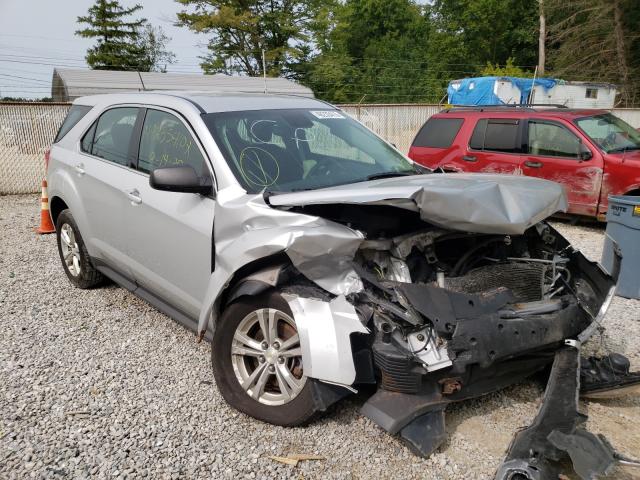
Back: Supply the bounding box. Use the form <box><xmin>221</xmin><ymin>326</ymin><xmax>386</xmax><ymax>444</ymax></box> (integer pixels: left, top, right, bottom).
<box><xmin>306</xmin><ymin>0</ymin><xmax>438</xmax><ymax>103</ymax></box>
<box><xmin>176</xmin><ymin>0</ymin><xmax>325</xmax><ymax>78</ymax></box>
<box><xmin>305</xmin><ymin>0</ymin><xmax>542</xmax><ymax>104</ymax></box>
<box><xmin>481</xmin><ymin>58</ymin><xmax>531</xmax><ymax>77</ymax></box>
<box><xmin>429</xmin><ymin>0</ymin><xmax>539</xmax><ymax>71</ymax></box>
<box><xmin>546</xmin><ymin>0</ymin><xmax>640</xmax><ymax>106</ymax></box>
<box><xmin>76</xmin><ymin>0</ymin><xmax>147</xmax><ymax>70</ymax></box>
<box><xmin>137</xmin><ymin>25</ymin><xmax>177</xmax><ymax>72</ymax></box>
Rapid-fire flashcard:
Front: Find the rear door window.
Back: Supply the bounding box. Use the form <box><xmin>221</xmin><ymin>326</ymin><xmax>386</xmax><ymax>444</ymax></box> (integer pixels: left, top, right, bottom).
<box><xmin>90</xmin><ymin>107</ymin><xmax>139</xmax><ymax>166</ymax></box>
<box><xmin>54</xmin><ymin>105</ymin><xmax>91</xmax><ymax>143</ymax></box>
<box><xmin>528</xmin><ymin>121</ymin><xmax>581</xmax><ymax>158</ymax></box>
<box><xmin>137</xmin><ymin>109</ymin><xmax>207</xmax><ymax>175</ymax></box>
<box><xmin>412</xmin><ymin>118</ymin><xmax>464</xmax><ymax>148</ymax></box>
<box><xmin>469</xmin><ymin>118</ymin><xmax>521</xmax><ymax>153</ymax></box>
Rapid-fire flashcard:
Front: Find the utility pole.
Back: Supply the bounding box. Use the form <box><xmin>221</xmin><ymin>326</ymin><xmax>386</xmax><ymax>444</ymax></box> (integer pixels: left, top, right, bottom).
<box><xmin>262</xmin><ymin>49</ymin><xmax>268</xmax><ymax>94</ymax></box>
<box><xmin>538</xmin><ymin>0</ymin><xmax>546</xmax><ymax>76</ymax></box>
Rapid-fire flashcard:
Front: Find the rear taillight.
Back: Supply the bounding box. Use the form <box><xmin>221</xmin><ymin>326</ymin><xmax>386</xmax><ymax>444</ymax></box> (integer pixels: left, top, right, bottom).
<box><xmin>44</xmin><ymin>148</ymin><xmax>51</xmax><ymax>172</ymax></box>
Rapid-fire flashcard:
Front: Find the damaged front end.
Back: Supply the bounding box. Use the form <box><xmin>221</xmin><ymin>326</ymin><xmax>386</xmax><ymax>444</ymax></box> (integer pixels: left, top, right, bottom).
<box><xmin>275</xmin><ymin>204</ymin><xmax>636</xmax><ymax>479</ymax></box>
<box><xmin>205</xmin><ymin>174</ymin><xmax>638</xmax><ymax>479</ymax></box>
<box><xmin>344</xmin><ymin>220</ymin><xmax>621</xmax><ymax>454</ymax></box>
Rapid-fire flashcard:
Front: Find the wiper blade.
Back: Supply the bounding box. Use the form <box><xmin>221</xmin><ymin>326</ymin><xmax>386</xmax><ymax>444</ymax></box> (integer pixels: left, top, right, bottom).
<box><xmin>364</xmin><ymin>171</ymin><xmax>416</xmax><ymax>181</ymax></box>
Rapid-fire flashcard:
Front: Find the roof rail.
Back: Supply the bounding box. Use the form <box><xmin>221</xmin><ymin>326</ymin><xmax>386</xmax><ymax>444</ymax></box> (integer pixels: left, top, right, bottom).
<box><xmin>443</xmin><ymin>103</ymin><xmax>569</xmax><ymax>112</ymax></box>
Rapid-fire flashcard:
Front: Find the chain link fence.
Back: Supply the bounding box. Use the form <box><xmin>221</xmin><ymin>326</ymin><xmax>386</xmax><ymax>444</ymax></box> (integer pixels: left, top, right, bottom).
<box><xmin>0</xmin><ymin>103</ymin><xmax>71</xmax><ymax>194</ymax></box>
<box><xmin>2</xmin><ymin>102</ymin><xmax>640</xmax><ymax>195</ymax></box>
<box><xmin>338</xmin><ymin>104</ymin><xmax>442</xmax><ymax>153</ymax></box>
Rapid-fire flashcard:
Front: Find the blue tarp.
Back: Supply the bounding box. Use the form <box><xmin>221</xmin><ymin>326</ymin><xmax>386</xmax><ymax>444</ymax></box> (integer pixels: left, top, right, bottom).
<box><xmin>447</xmin><ymin>76</ymin><xmax>557</xmax><ymax>105</ymax></box>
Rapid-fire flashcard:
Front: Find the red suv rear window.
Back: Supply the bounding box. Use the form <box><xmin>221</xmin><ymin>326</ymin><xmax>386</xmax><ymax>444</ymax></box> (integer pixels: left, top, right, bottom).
<box><xmin>412</xmin><ymin>118</ymin><xmax>463</xmax><ymax>148</ymax></box>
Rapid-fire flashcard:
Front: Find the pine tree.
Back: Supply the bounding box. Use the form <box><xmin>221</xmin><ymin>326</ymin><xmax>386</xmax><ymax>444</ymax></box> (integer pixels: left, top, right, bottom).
<box><xmin>76</xmin><ymin>0</ymin><xmax>147</xmax><ymax>71</ymax></box>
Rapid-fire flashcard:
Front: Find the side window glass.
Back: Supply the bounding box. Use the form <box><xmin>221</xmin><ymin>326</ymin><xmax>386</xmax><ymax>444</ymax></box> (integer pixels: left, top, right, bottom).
<box><xmin>81</xmin><ymin>121</ymin><xmax>97</xmax><ymax>153</ymax></box>
<box><xmin>469</xmin><ymin>119</ymin><xmax>520</xmax><ymax>153</ymax></box>
<box><xmin>469</xmin><ymin>119</ymin><xmax>487</xmax><ymax>150</ymax></box>
<box><xmin>54</xmin><ymin>105</ymin><xmax>91</xmax><ymax>143</ymax></box>
<box><xmin>91</xmin><ymin>107</ymin><xmax>139</xmax><ymax>166</ymax></box>
<box><xmin>138</xmin><ymin>110</ymin><xmax>206</xmax><ymax>175</ymax></box>
<box><xmin>528</xmin><ymin>121</ymin><xmax>581</xmax><ymax>159</ymax></box>
<box><xmin>413</xmin><ymin>118</ymin><xmax>464</xmax><ymax>148</ymax></box>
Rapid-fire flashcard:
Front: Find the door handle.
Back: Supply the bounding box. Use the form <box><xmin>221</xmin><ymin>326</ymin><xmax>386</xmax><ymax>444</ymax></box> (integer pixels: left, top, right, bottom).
<box><xmin>126</xmin><ymin>189</ymin><xmax>142</xmax><ymax>205</ymax></box>
<box><xmin>462</xmin><ymin>155</ymin><xmax>477</xmax><ymax>162</ymax></box>
<box><xmin>524</xmin><ymin>161</ymin><xmax>543</xmax><ymax>168</ymax></box>
<box><xmin>74</xmin><ymin>163</ymin><xmax>85</xmax><ymax>176</ymax></box>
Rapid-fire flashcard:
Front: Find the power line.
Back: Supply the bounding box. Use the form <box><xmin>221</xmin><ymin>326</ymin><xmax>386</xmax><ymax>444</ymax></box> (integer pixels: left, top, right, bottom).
<box><xmin>0</xmin><ymin>73</ymin><xmax>51</xmax><ymax>84</ymax></box>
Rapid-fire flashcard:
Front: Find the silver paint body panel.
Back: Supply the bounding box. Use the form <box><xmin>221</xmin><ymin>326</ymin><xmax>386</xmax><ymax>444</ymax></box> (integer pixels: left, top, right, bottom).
<box><xmin>48</xmin><ymin>92</ymin><xmax>569</xmax><ymax>386</ymax></box>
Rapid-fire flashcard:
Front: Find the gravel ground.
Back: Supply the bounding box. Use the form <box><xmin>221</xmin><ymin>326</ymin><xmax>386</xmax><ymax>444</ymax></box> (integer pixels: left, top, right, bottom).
<box><xmin>1</xmin><ymin>194</ymin><xmax>639</xmax><ymax>480</ymax></box>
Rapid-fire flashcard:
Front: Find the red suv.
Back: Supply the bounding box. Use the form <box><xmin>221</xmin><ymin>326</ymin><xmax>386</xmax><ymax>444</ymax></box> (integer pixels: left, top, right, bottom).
<box><xmin>408</xmin><ymin>106</ymin><xmax>640</xmax><ymax>220</ymax></box>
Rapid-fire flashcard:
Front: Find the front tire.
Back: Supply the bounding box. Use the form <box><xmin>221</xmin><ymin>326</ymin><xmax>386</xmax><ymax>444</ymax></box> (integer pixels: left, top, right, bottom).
<box><xmin>55</xmin><ymin>209</ymin><xmax>104</xmax><ymax>289</ymax></box>
<box><xmin>211</xmin><ymin>290</ymin><xmax>319</xmax><ymax>426</ymax></box>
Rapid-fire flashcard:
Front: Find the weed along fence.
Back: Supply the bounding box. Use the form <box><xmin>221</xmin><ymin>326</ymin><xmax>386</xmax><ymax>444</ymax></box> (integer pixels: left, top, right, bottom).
<box><xmin>2</xmin><ymin>102</ymin><xmax>640</xmax><ymax>195</ymax></box>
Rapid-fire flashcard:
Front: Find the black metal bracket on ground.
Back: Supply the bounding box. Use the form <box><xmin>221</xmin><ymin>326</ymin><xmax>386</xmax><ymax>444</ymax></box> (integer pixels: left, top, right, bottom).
<box><xmin>494</xmin><ymin>346</ymin><xmax>618</xmax><ymax>480</ymax></box>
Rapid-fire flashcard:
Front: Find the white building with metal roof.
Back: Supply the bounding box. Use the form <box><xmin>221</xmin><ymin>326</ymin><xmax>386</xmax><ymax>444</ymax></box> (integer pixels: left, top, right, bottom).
<box><xmin>51</xmin><ymin>68</ymin><xmax>314</xmax><ymax>102</ymax></box>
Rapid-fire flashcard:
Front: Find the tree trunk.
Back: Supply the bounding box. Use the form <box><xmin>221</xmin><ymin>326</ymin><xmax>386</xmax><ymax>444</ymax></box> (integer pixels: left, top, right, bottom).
<box><xmin>613</xmin><ymin>0</ymin><xmax>630</xmax><ymax>105</ymax></box>
<box><xmin>538</xmin><ymin>0</ymin><xmax>546</xmax><ymax>76</ymax></box>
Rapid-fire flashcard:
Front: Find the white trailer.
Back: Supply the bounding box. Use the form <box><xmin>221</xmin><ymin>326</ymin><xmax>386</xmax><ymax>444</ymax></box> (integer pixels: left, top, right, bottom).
<box><xmin>530</xmin><ymin>81</ymin><xmax>617</xmax><ymax>109</ymax></box>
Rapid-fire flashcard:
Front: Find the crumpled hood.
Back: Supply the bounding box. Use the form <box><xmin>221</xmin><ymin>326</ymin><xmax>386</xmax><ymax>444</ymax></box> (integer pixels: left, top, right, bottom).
<box><xmin>268</xmin><ymin>173</ymin><xmax>568</xmax><ymax>235</ymax></box>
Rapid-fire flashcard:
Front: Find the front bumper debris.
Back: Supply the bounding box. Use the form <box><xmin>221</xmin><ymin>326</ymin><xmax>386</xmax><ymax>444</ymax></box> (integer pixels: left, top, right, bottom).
<box><xmin>495</xmin><ymin>345</ymin><xmax>640</xmax><ymax>480</ymax></box>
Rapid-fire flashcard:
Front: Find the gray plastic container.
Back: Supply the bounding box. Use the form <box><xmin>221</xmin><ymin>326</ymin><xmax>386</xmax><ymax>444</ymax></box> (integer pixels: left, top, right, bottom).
<box><xmin>601</xmin><ymin>195</ymin><xmax>640</xmax><ymax>299</ymax></box>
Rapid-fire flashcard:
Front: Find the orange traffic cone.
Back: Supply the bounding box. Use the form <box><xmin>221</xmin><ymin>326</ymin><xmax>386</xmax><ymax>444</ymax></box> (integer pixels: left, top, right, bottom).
<box><xmin>36</xmin><ymin>179</ymin><xmax>55</xmax><ymax>234</ymax></box>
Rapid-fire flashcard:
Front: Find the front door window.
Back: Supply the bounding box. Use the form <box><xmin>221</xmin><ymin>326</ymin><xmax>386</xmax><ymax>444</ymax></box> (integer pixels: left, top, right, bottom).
<box><xmin>528</xmin><ymin>121</ymin><xmax>581</xmax><ymax>159</ymax></box>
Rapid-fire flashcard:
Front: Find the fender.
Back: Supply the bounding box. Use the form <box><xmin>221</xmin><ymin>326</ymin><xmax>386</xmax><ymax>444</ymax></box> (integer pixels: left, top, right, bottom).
<box><xmin>47</xmin><ymin>164</ymin><xmax>95</xmax><ymax>256</ymax></box>
<box><xmin>195</xmin><ymin>185</ymin><xmax>364</xmax><ymax>337</ymax></box>
<box><xmin>223</xmin><ymin>263</ymin><xmax>287</xmax><ymax>306</ymax></box>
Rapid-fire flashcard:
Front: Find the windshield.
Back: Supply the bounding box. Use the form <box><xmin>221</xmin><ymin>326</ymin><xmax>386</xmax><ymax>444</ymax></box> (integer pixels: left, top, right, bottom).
<box><xmin>202</xmin><ymin>109</ymin><xmax>417</xmax><ymax>193</ymax></box>
<box><xmin>575</xmin><ymin>113</ymin><xmax>640</xmax><ymax>153</ymax></box>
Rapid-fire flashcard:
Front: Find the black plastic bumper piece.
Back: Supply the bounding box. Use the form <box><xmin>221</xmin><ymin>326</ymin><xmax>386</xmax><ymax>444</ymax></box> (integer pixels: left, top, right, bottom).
<box><xmin>399</xmin><ymin>408</ymin><xmax>447</xmax><ymax>458</ymax></box>
<box><xmin>372</xmin><ymin>339</ymin><xmax>422</xmax><ymax>393</ymax></box>
<box><xmin>494</xmin><ymin>347</ymin><xmax>617</xmax><ymax>480</ymax></box>
<box><xmin>359</xmin><ymin>382</ymin><xmax>444</xmax><ymax>434</ymax></box>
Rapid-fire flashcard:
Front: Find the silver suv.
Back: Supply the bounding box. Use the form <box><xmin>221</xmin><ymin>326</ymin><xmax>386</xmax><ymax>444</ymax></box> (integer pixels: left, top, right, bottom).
<box><xmin>48</xmin><ymin>92</ymin><xmax>636</xmax><ymax>477</ymax></box>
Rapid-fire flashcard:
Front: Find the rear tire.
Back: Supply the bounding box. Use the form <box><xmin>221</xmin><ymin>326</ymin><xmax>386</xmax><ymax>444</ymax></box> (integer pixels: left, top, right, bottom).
<box><xmin>55</xmin><ymin>209</ymin><xmax>104</xmax><ymax>289</ymax></box>
<box><xmin>211</xmin><ymin>290</ymin><xmax>319</xmax><ymax>426</ymax></box>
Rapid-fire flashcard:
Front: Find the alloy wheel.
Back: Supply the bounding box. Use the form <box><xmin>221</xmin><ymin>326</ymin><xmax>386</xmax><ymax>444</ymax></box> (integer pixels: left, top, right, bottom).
<box><xmin>60</xmin><ymin>223</ymin><xmax>81</xmax><ymax>277</ymax></box>
<box><xmin>230</xmin><ymin>308</ymin><xmax>306</xmax><ymax>406</ymax></box>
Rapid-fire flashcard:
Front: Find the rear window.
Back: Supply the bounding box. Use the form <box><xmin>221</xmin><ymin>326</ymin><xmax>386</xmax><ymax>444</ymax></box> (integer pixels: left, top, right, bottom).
<box><xmin>54</xmin><ymin>105</ymin><xmax>92</xmax><ymax>143</ymax></box>
<box><xmin>469</xmin><ymin>118</ymin><xmax>520</xmax><ymax>153</ymax></box>
<box><xmin>412</xmin><ymin>118</ymin><xmax>464</xmax><ymax>148</ymax></box>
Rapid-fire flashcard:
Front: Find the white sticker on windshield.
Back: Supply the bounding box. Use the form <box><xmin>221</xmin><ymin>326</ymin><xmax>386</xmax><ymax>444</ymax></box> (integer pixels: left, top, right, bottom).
<box><xmin>310</xmin><ymin>110</ymin><xmax>345</xmax><ymax>119</ymax></box>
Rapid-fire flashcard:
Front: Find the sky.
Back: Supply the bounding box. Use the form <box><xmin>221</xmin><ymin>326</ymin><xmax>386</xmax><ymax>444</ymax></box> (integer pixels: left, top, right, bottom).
<box><xmin>0</xmin><ymin>0</ymin><xmax>209</xmax><ymax>99</ymax></box>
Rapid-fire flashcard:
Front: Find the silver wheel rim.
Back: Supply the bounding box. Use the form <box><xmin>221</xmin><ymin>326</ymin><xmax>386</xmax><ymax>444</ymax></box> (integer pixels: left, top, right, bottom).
<box><xmin>231</xmin><ymin>308</ymin><xmax>305</xmax><ymax>406</ymax></box>
<box><xmin>60</xmin><ymin>223</ymin><xmax>81</xmax><ymax>277</ymax></box>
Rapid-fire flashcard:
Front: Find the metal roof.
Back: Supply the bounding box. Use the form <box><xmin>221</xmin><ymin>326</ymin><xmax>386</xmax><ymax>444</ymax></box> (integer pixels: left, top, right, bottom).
<box><xmin>51</xmin><ymin>68</ymin><xmax>314</xmax><ymax>102</ymax></box>
<box><xmin>73</xmin><ymin>91</ymin><xmax>332</xmax><ymax>114</ymax></box>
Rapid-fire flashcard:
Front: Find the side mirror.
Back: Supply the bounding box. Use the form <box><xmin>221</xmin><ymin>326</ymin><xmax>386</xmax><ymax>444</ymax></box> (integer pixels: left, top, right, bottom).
<box><xmin>149</xmin><ymin>165</ymin><xmax>213</xmax><ymax>195</ymax></box>
<box><xmin>578</xmin><ymin>141</ymin><xmax>593</xmax><ymax>161</ymax></box>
